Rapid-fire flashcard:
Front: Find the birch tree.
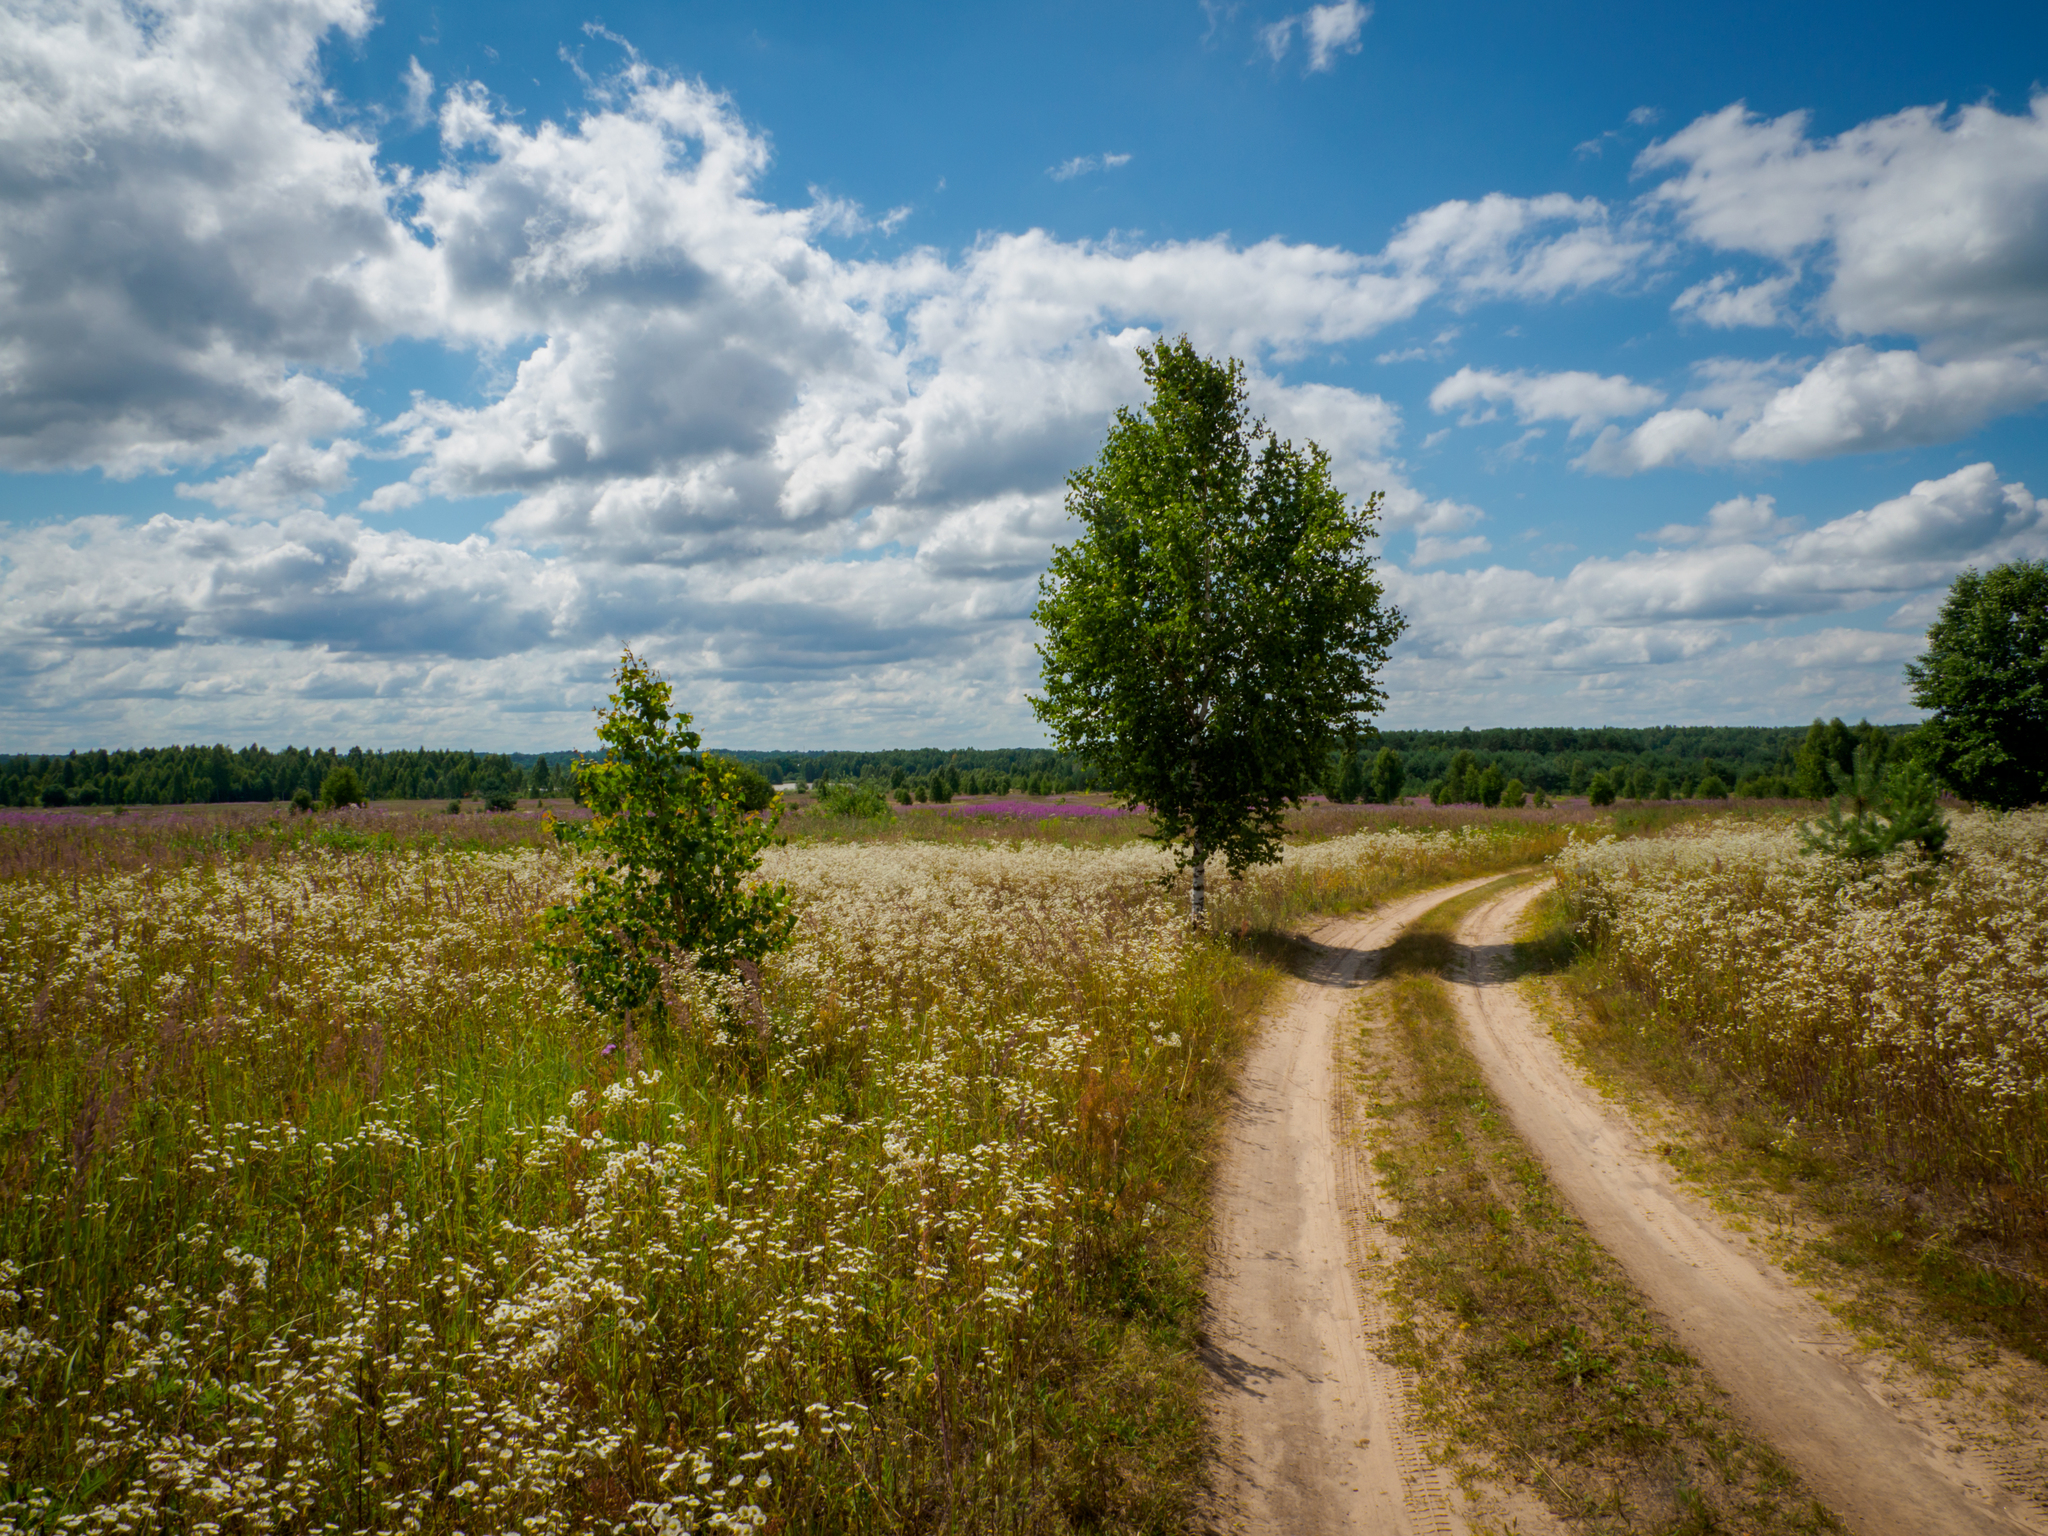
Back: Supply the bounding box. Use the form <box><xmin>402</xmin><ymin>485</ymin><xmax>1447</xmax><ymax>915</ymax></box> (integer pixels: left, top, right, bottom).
<box><xmin>1031</xmin><ymin>338</ymin><xmax>1404</xmax><ymax>922</ymax></box>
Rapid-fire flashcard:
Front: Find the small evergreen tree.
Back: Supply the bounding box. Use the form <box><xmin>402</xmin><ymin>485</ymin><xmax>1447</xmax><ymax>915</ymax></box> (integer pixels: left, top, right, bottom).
<box><xmin>1370</xmin><ymin>746</ymin><xmax>1405</xmax><ymax>805</ymax></box>
<box><xmin>1588</xmin><ymin>772</ymin><xmax>1616</xmax><ymax>807</ymax></box>
<box><xmin>1800</xmin><ymin>746</ymin><xmax>1948</xmax><ymax>863</ymax></box>
<box><xmin>319</xmin><ymin>766</ymin><xmax>364</xmax><ymax>810</ymax></box>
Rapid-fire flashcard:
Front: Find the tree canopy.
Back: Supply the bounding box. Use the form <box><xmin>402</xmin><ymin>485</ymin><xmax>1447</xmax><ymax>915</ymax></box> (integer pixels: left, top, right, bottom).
<box><xmin>1904</xmin><ymin>559</ymin><xmax>2048</xmax><ymax>811</ymax></box>
<box><xmin>1031</xmin><ymin>337</ymin><xmax>1404</xmax><ymax>918</ymax></box>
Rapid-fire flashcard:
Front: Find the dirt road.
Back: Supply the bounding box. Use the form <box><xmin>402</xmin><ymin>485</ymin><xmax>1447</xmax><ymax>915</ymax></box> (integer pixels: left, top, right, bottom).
<box><xmin>1201</xmin><ymin>879</ymin><xmax>1522</xmax><ymax>1536</ymax></box>
<box><xmin>1449</xmin><ymin>878</ymin><xmax>2046</xmax><ymax>1536</ymax></box>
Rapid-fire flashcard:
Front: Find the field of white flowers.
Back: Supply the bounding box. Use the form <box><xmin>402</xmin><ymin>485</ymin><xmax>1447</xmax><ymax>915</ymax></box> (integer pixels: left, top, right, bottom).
<box><xmin>0</xmin><ymin>814</ymin><xmax>1561</xmax><ymax>1534</ymax></box>
<box><xmin>1555</xmin><ymin>811</ymin><xmax>2048</xmax><ymax>1204</ymax></box>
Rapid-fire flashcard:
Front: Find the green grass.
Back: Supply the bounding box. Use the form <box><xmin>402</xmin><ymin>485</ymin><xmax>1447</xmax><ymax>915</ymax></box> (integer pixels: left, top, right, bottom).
<box><xmin>1344</xmin><ymin>881</ymin><xmax>1837</xmax><ymax>1534</ymax></box>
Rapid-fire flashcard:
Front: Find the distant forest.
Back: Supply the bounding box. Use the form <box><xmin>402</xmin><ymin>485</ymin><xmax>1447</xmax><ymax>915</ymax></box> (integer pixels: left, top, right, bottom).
<box><xmin>0</xmin><ymin>723</ymin><xmax>1910</xmax><ymax>808</ymax></box>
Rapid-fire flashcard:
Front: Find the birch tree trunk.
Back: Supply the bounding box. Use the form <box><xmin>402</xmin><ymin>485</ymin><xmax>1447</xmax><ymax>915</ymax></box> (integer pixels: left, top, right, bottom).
<box><xmin>1189</xmin><ymin>833</ymin><xmax>1206</xmax><ymax>926</ymax></box>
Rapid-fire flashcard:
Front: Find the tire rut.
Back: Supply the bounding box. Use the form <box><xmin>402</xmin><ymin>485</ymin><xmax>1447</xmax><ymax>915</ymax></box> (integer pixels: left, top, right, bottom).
<box><xmin>1200</xmin><ymin>878</ymin><xmax>1554</xmax><ymax>1536</ymax></box>
<box><xmin>1447</xmin><ymin>878</ymin><xmax>2047</xmax><ymax>1536</ymax></box>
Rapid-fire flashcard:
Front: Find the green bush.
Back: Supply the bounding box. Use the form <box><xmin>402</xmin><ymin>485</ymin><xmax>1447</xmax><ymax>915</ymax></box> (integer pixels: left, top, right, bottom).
<box><xmin>446</xmin><ymin>799</ymin><xmax>462</xmax><ymax>815</ymax></box>
<box><xmin>705</xmin><ymin>755</ymin><xmax>775</xmax><ymax>813</ymax></box>
<box><xmin>815</xmin><ymin>782</ymin><xmax>892</xmax><ymax>821</ymax></box>
<box><xmin>1588</xmin><ymin>772</ymin><xmax>1616</xmax><ymax>807</ymax></box>
<box><xmin>1695</xmin><ymin>773</ymin><xmax>1730</xmax><ymax>800</ymax></box>
<box><xmin>1499</xmin><ymin>777</ymin><xmax>1526</xmax><ymax>808</ymax></box>
<box><xmin>319</xmin><ymin>766</ymin><xmax>364</xmax><ymax>811</ymax></box>
<box><xmin>290</xmin><ymin>787</ymin><xmax>315</xmax><ymax>813</ymax></box>
<box><xmin>485</xmin><ymin>790</ymin><xmax>517</xmax><ymax>813</ymax></box>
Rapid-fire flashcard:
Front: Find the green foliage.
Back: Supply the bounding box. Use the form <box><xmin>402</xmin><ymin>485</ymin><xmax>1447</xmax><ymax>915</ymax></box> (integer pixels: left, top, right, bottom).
<box><xmin>1476</xmin><ymin>763</ymin><xmax>1506</xmax><ymax>808</ymax></box>
<box><xmin>1695</xmin><ymin>773</ymin><xmax>1730</xmax><ymax>801</ymax></box>
<box><xmin>318</xmin><ymin>765</ymin><xmax>364</xmax><ymax>811</ymax></box>
<box><xmin>814</xmin><ymin>781</ymin><xmax>891</xmax><ymax>820</ymax></box>
<box><xmin>540</xmin><ymin>650</ymin><xmax>793</xmax><ymax>1028</ymax></box>
<box><xmin>1799</xmin><ymin>746</ymin><xmax>1948</xmax><ymax>863</ymax></box>
<box><xmin>1332</xmin><ymin>746</ymin><xmax>1364</xmax><ymax>804</ymax></box>
<box><xmin>1905</xmin><ymin>559</ymin><xmax>2048</xmax><ymax>810</ymax></box>
<box><xmin>1588</xmin><ymin>772</ymin><xmax>1617</xmax><ymax>807</ymax></box>
<box><xmin>485</xmin><ymin>790</ymin><xmax>517</xmax><ymax>812</ymax></box>
<box><xmin>289</xmin><ymin>786</ymin><xmax>314</xmax><ymax>813</ymax></box>
<box><xmin>446</xmin><ymin>799</ymin><xmax>462</xmax><ymax>815</ymax></box>
<box><xmin>1031</xmin><ymin>338</ymin><xmax>1403</xmax><ymax>913</ymax></box>
<box><xmin>705</xmin><ymin>755</ymin><xmax>775</xmax><ymax>813</ymax></box>
<box><xmin>1430</xmin><ymin>749</ymin><xmax>1479</xmax><ymax>807</ymax></box>
<box><xmin>1370</xmin><ymin>746</ymin><xmax>1405</xmax><ymax>805</ymax></box>
<box><xmin>1499</xmin><ymin>777</ymin><xmax>1526</xmax><ymax>808</ymax></box>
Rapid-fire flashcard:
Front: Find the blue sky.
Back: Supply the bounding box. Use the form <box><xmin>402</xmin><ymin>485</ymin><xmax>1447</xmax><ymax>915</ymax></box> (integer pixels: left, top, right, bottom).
<box><xmin>2</xmin><ymin>0</ymin><xmax>2045</xmax><ymax>750</ymax></box>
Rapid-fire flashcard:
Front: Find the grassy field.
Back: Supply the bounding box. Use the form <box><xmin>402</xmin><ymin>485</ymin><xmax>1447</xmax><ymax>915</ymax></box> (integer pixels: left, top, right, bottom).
<box><xmin>0</xmin><ymin>797</ymin><xmax>1591</xmax><ymax>1534</ymax></box>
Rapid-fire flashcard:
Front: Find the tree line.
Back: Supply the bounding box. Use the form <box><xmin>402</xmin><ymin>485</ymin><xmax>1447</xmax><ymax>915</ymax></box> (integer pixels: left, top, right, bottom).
<box><xmin>0</xmin><ymin>744</ymin><xmax>562</xmax><ymax>808</ymax></box>
<box><xmin>0</xmin><ymin>742</ymin><xmax>1097</xmax><ymax>809</ymax></box>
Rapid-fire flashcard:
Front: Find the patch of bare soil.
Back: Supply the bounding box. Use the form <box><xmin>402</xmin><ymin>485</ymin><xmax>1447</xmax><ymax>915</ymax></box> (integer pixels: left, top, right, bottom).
<box><xmin>1450</xmin><ymin>879</ymin><xmax>2048</xmax><ymax>1536</ymax></box>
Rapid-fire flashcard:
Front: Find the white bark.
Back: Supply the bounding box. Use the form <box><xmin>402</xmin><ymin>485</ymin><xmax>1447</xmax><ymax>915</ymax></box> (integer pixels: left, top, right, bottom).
<box><xmin>1190</xmin><ymin>835</ymin><xmax>1206</xmax><ymax>925</ymax></box>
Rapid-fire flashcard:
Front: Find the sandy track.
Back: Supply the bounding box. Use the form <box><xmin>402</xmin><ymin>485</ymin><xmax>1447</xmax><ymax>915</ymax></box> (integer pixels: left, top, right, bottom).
<box><xmin>1450</xmin><ymin>879</ymin><xmax>2046</xmax><ymax>1536</ymax></box>
<box><xmin>1201</xmin><ymin>879</ymin><xmax>1508</xmax><ymax>1536</ymax></box>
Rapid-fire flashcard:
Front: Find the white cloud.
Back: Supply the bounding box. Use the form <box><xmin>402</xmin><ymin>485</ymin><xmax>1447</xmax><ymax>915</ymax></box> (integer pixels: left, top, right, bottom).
<box><xmin>1671</xmin><ymin>271</ymin><xmax>1794</xmax><ymax>328</ymax></box>
<box><xmin>1429</xmin><ymin>365</ymin><xmax>1665</xmax><ymax>437</ymax></box>
<box><xmin>1641</xmin><ymin>96</ymin><xmax>2048</xmax><ymax>356</ymax></box>
<box><xmin>1411</xmin><ymin>534</ymin><xmax>1491</xmax><ymax>566</ymax></box>
<box><xmin>0</xmin><ymin>0</ymin><xmax>433</xmax><ymax>474</ymax></box>
<box><xmin>1577</xmin><ymin>344</ymin><xmax>2048</xmax><ymax>472</ymax></box>
<box><xmin>402</xmin><ymin>56</ymin><xmax>434</xmax><ymax>127</ymax></box>
<box><xmin>1647</xmin><ymin>493</ymin><xmax>1796</xmax><ymax>546</ymax></box>
<box><xmin>1048</xmin><ymin>152</ymin><xmax>1132</xmax><ymax>181</ymax></box>
<box><xmin>1259</xmin><ymin>1</ymin><xmax>1370</xmax><ymax>72</ymax></box>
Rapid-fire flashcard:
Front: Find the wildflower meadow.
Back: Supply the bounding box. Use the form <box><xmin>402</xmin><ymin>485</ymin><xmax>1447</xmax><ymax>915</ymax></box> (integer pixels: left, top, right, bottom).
<box><xmin>0</xmin><ymin>805</ymin><xmax>1560</xmax><ymax>1533</ymax></box>
<box><xmin>1554</xmin><ymin>812</ymin><xmax>2048</xmax><ymax>1203</ymax></box>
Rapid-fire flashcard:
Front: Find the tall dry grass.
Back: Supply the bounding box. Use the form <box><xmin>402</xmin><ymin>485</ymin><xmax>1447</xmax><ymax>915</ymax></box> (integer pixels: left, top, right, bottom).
<box><xmin>1554</xmin><ymin>812</ymin><xmax>2048</xmax><ymax>1204</ymax></box>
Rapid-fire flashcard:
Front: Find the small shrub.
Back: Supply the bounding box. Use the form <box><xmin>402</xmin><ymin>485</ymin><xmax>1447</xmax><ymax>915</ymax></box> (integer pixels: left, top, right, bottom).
<box><xmin>485</xmin><ymin>790</ymin><xmax>517</xmax><ymax>813</ymax></box>
<box><xmin>318</xmin><ymin>766</ymin><xmax>365</xmax><ymax>811</ymax></box>
<box><xmin>1587</xmin><ymin>772</ymin><xmax>1616</xmax><ymax>807</ymax></box>
<box><xmin>815</xmin><ymin>782</ymin><xmax>891</xmax><ymax>821</ymax></box>
<box><xmin>1499</xmin><ymin>777</ymin><xmax>1526</xmax><ymax>808</ymax></box>
<box><xmin>446</xmin><ymin>799</ymin><xmax>462</xmax><ymax>815</ymax></box>
<box><xmin>290</xmin><ymin>787</ymin><xmax>315</xmax><ymax>814</ymax></box>
<box><xmin>1695</xmin><ymin>773</ymin><xmax>1730</xmax><ymax>800</ymax></box>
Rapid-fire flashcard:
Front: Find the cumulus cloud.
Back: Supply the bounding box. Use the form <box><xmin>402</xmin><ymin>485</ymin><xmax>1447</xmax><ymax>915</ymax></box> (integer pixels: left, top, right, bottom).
<box><xmin>1429</xmin><ymin>366</ymin><xmax>1665</xmax><ymax>437</ymax></box>
<box><xmin>0</xmin><ymin>0</ymin><xmax>432</xmax><ymax>474</ymax></box>
<box><xmin>1577</xmin><ymin>345</ymin><xmax>2048</xmax><ymax>472</ymax></box>
<box><xmin>1259</xmin><ymin>1</ymin><xmax>1370</xmax><ymax>72</ymax></box>
<box><xmin>1670</xmin><ymin>271</ymin><xmax>1794</xmax><ymax>328</ymax></box>
<box><xmin>1641</xmin><ymin>96</ymin><xmax>2048</xmax><ymax>355</ymax></box>
<box><xmin>1362</xmin><ymin>462</ymin><xmax>2046</xmax><ymax>723</ymax></box>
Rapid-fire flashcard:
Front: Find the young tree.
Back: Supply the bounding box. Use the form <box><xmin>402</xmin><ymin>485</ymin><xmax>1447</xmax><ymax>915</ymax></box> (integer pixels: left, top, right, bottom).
<box><xmin>1370</xmin><ymin>746</ymin><xmax>1405</xmax><ymax>805</ymax></box>
<box><xmin>540</xmin><ymin>650</ymin><xmax>793</xmax><ymax>1030</ymax></box>
<box><xmin>1904</xmin><ymin>559</ymin><xmax>2048</xmax><ymax>810</ymax></box>
<box><xmin>318</xmin><ymin>765</ymin><xmax>364</xmax><ymax>810</ymax></box>
<box><xmin>1032</xmin><ymin>338</ymin><xmax>1404</xmax><ymax>920</ymax></box>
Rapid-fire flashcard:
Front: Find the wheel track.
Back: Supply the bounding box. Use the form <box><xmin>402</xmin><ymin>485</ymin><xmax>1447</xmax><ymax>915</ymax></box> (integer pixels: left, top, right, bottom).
<box><xmin>1200</xmin><ymin>878</ymin><xmax>1559</xmax><ymax>1536</ymax></box>
<box><xmin>1446</xmin><ymin>877</ymin><xmax>2048</xmax><ymax>1536</ymax></box>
